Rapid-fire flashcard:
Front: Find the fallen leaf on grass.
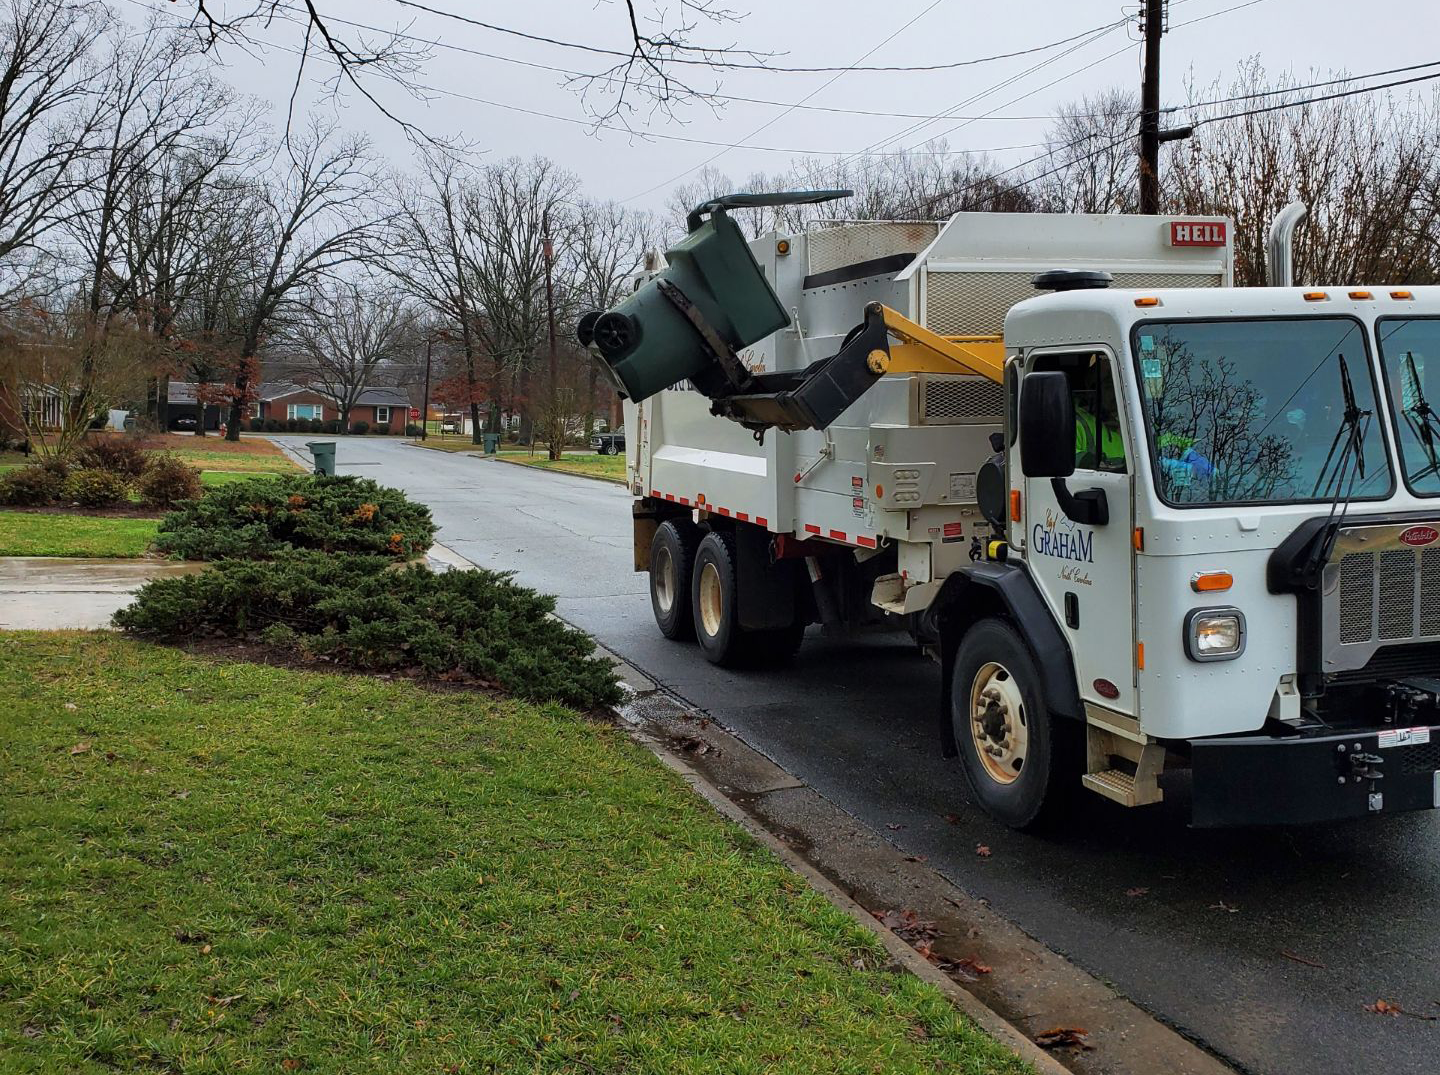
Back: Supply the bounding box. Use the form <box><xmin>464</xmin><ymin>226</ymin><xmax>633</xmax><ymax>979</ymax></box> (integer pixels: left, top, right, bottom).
<box><xmin>68</xmin><ymin>741</ymin><xmax>91</xmax><ymax>755</ymax></box>
<box><xmin>1126</xmin><ymin>887</ymin><xmax>1149</xmax><ymax>898</ymax></box>
<box><xmin>64</xmin><ymin>703</ymin><xmax>78</xmax><ymax>711</ymax></box>
<box><xmin>1035</xmin><ymin>1026</ymin><xmax>1094</xmax><ymax>1050</ymax></box>
<box><xmin>281</xmin><ymin>1059</ymin><xmax>302</xmax><ymax>1071</ymax></box>
<box><xmin>975</xmin><ymin>844</ymin><xmax>992</xmax><ymax>858</ymax></box>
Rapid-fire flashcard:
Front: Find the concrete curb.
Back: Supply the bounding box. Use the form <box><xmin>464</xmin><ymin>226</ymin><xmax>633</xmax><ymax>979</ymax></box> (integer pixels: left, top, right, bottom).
<box><xmin>492</xmin><ymin>455</ymin><xmax>628</xmax><ymax>487</ymax></box>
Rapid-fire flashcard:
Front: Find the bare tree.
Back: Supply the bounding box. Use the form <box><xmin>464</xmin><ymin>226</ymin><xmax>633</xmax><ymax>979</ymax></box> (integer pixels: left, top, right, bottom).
<box><xmin>1167</xmin><ymin>61</ymin><xmax>1440</xmax><ymax>286</ymax></box>
<box><xmin>0</xmin><ymin>0</ymin><xmax>112</xmax><ymax>300</ymax></box>
<box><xmin>283</xmin><ymin>278</ymin><xmax>412</xmax><ymax>429</ymax></box>
<box><xmin>222</xmin><ymin>120</ymin><xmax>388</xmax><ymax>440</ymax></box>
<box><xmin>390</xmin><ymin>153</ymin><xmax>488</xmax><ymax>444</ymax></box>
<box><xmin>1031</xmin><ymin>89</ymin><xmax>1139</xmax><ymax>214</ymax></box>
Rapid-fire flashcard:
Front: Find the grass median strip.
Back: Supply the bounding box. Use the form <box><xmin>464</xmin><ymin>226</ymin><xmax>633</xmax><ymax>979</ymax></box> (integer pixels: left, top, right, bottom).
<box><xmin>0</xmin><ymin>634</ymin><xmax>1028</xmax><ymax>1075</ymax></box>
<box><xmin>0</xmin><ymin>511</ymin><xmax>159</xmax><ymax>557</ymax></box>
<box><xmin>498</xmin><ymin>452</ymin><xmax>627</xmax><ymax>484</ymax></box>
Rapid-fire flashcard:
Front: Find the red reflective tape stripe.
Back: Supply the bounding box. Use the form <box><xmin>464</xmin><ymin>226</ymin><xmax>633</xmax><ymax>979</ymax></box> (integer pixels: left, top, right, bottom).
<box><xmin>804</xmin><ymin>524</ymin><xmax>821</xmax><ymax>534</ymax></box>
<box><xmin>717</xmin><ymin>506</ymin><xmax>730</xmax><ymax>516</ymax></box>
<box><xmin>857</xmin><ymin>536</ymin><xmax>877</xmax><ymax>548</ymax></box>
<box><xmin>736</xmin><ymin>512</ymin><xmax>749</xmax><ymax>522</ymax></box>
<box><xmin>665</xmin><ymin>493</ymin><xmax>675</xmax><ymax>501</ymax></box>
<box><xmin>650</xmin><ymin>490</ymin><xmax>659</xmax><ymax>498</ymax></box>
<box><xmin>678</xmin><ymin>496</ymin><xmax>689</xmax><ymax>505</ymax></box>
<box><xmin>757</xmin><ymin>517</ymin><xmax>768</xmax><ymax>527</ymax></box>
<box><xmin>829</xmin><ymin>529</ymin><xmax>846</xmax><ymax>542</ymax></box>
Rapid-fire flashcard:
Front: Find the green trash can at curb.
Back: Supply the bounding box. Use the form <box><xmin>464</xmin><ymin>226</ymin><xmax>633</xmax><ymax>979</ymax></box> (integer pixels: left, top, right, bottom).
<box><xmin>307</xmin><ymin>441</ymin><xmax>336</xmax><ymax>476</ymax></box>
<box><xmin>483</xmin><ymin>433</ymin><xmax>500</xmax><ymax>455</ymax></box>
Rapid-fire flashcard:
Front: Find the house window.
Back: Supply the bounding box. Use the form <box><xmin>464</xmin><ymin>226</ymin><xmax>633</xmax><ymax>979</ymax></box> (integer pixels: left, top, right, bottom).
<box><xmin>287</xmin><ymin>403</ymin><xmax>323</xmax><ymax>421</ymax></box>
<box><xmin>375</xmin><ymin>406</ymin><xmax>391</xmax><ymax>424</ymax></box>
<box><xmin>250</xmin><ymin>403</ymin><xmax>261</xmax><ymax>419</ymax></box>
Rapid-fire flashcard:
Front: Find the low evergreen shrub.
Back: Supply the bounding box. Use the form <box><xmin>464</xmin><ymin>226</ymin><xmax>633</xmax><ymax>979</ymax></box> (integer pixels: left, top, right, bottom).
<box><xmin>135</xmin><ymin>454</ymin><xmax>203</xmax><ymax>507</ymax></box>
<box><xmin>405</xmin><ymin>423</ymin><xmax>422</xmax><ymax>437</ymax></box>
<box><xmin>322</xmin><ymin>420</ymin><xmax>342</xmax><ymax>434</ymax></box>
<box><xmin>62</xmin><ymin>467</ymin><xmax>130</xmax><ymax>506</ymax></box>
<box><xmin>114</xmin><ymin>551</ymin><xmax>622</xmax><ymax>708</ymax></box>
<box><xmin>153</xmin><ymin>473</ymin><xmax>435</xmax><ymax>561</ymax></box>
<box><xmin>248</xmin><ymin>418</ymin><xmax>265</xmax><ymax>433</ymax></box>
<box><xmin>264</xmin><ymin>418</ymin><xmax>282</xmax><ymax>432</ymax></box>
<box><xmin>0</xmin><ymin>461</ymin><xmax>66</xmax><ymax>505</ymax></box>
<box><xmin>350</xmin><ymin>420</ymin><xmax>370</xmax><ymax>435</ymax></box>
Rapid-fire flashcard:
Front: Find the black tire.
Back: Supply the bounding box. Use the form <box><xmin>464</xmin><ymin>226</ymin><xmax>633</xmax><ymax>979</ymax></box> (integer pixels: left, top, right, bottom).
<box><xmin>650</xmin><ymin>520</ymin><xmax>699</xmax><ymax>640</ymax></box>
<box><xmin>951</xmin><ymin>617</ymin><xmax>1071</xmax><ymax>830</ymax></box>
<box><xmin>691</xmin><ymin>531</ymin><xmax>748</xmax><ymax>666</ymax></box>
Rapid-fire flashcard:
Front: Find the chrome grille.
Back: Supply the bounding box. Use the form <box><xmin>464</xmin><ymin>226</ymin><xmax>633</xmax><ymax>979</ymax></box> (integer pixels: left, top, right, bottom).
<box><xmin>919</xmin><ymin>375</ymin><xmax>1004</xmax><ymax>425</ymax></box>
<box><xmin>1422</xmin><ymin>548</ymin><xmax>1440</xmax><ymax>636</ymax></box>
<box><xmin>1338</xmin><ymin>552</ymin><xmax>1375</xmax><ymax>644</ymax></box>
<box><xmin>1379</xmin><ymin>549</ymin><xmax>1417</xmax><ymax>640</ymax></box>
<box><xmin>925</xmin><ymin>270</ymin><xmax>1222</xmax><ymax>336</ymax></box>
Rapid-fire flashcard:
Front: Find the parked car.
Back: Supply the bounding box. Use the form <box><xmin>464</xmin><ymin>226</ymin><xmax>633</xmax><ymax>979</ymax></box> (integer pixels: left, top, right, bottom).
<box><xmin>170</xmin><ymin>414</ymin><xmax>198</xmax><ymax>431</ymax></box>
<box><xmin>591</xmin><ymin>431</ymin><xmax>625</xmax><ymax>455</ymax></box>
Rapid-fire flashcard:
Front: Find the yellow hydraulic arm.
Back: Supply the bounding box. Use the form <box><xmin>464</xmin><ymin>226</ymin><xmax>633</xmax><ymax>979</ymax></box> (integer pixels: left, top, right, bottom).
<box><xmin>868</xmin><ymin>305</ymin><xmax>1006</xmax><ymax>383</ymax></box>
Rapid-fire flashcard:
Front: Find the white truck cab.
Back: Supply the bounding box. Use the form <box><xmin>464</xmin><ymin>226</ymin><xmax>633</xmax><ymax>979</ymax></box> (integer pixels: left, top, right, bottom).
<box><xmin>584</xmin><ymin>197</ymin><xmax>1440</xmax><ymax>829</ymax></box>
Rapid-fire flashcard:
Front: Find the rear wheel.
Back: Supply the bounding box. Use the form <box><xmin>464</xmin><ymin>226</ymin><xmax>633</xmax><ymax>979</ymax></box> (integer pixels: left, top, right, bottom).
<box><xmin>951</xmin><ymin>618</ymin><xmax>1071</xmax><ymax>830</ymax></box>
<box><xmin>650</xmin><ymin>520</ymin><xmax>699</xmax><ymax>640</ymax></box>
<box><xmin>692</xmin><ymin>531</ymin><xmax>748</xmax><ymax>665</ymax></box>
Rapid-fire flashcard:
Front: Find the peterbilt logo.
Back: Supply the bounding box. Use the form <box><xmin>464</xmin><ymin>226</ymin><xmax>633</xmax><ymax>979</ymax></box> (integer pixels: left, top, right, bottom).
<box><xmin>1400</xmin><ymin>525</ymin><xmax>1439</xmax><ymax>547</ymax></box>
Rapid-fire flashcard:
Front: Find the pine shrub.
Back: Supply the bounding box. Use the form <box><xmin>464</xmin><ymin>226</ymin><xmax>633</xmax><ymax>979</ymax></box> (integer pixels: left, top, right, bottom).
<box><xmin>62</xmin><ymin>467</ymin><xmax>130</xmax><ymax>506</ymax></box>
<box><xmin>153</xmin><ymin>473</ymin><xmax>435</xmax><ymax>561</ymax></box>
<box><xmin>249</xmin><ymin>418</ymin><xmax>265</xmax><ymax>432</ymax></box>
<box><xmin>75</xmin><ymin>435</ymin><xmax>151</xmax><ymax>480</ymax></box>
<box><xmin>263</xmin><ymin>418</ymin><xmax>282</xmax><ymax>432</ymax></box>
<box><xmin>135</xmin><ymin>454</ymin><xmax>203</xmax><ymax>507</ymax></box>
<box><xmin>114</xmin><ymin>551</ymin><xmax>621</xmax><ymax>708</ymax></box>
<box><xmin>350</xmin><ymin>420</ymin><xmax>370</xmax><ymax>435</ymax></box>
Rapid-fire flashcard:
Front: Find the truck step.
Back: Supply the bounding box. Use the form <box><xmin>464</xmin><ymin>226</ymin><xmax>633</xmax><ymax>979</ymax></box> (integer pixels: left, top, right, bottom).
<box><xmin>1083</xmin><ymin>769</ymin><xmax>1144</xmax><ymax>806</ymax></box>
<box><xmin>1084</xmin><ymin>723</ymin><xmax>1165</xmax><ymax>807</ymax></box>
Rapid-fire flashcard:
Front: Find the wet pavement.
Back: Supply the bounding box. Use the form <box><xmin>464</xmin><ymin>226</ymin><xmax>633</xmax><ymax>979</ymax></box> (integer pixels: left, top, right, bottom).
<box><xmin>273</xmin><ymin>436</ymin><xmax>1440</xmax><ymax>1075</ymax></box>
<box><xmin>0</xmin><ymin>557</ymin><xmax>204</xmax><ymax>630</ymax></box>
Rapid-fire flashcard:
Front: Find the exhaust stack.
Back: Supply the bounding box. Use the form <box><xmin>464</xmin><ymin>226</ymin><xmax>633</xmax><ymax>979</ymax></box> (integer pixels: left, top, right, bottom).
<box><xmin>1266</xmin><ymin>202</ymin><xmax>1307</xmax><ymax>287</ymax></box>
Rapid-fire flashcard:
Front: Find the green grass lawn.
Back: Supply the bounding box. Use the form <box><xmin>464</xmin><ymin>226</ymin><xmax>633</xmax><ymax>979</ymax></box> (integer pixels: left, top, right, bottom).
<box><xmin>198</xmin><ymin>470</ymin><xmax>276</xmax><ymax>488</ymax></box>
<box><xmin>0</xmin><ymin>634</ymin><xmax>1026</xmax><ymax>1075</ymax></box>
<box><xmin>0</xmin><ymin>511</ymin><xmax>159</xmax><ymax>557</ymax></box>
<box><xmin>501</xmin><ymin>452</ymin><xmax>627</xmax><ymax>484</ymax></box>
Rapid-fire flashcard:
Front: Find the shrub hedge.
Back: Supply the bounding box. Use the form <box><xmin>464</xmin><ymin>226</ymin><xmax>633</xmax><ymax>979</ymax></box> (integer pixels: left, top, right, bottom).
<box><xmin>350</xmin><ymin>420</ymin><xmax>370</xmax><ymax>435</ymax></box>
<box><xmin>153</xmin><ymin>473</ymin><xmax>435</xmax><ymax>561</ymax></box>
<box><xmin>135</xmin><ymin>454</ymin><xmax>203</xmax><ymax>507</ymax></box>
<box><xmin>75</xmin><ymin>436</ymin><xmax>150</xmax><ymax>480</ymax></box>
<box><xmin>113</xmin><ymin>552</ymin><xmax>622</xmax><ymax>708</ymax></box>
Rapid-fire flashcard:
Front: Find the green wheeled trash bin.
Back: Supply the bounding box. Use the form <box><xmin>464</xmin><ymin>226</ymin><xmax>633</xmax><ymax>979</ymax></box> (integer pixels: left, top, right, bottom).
<box><xmin>483</xmin><ymin>433</ymin><xmax>500</xmax><ymax>455</ymax></box>
<box><xmin>307</xmin><ymin>441</ymin><xmax>336</xmax><ymax>476</ymax></box>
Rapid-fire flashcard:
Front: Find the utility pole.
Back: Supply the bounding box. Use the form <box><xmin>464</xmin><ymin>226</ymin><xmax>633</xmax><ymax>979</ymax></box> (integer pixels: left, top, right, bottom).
<box><xmin>543</xmin><ymin>210</ymin><xmax>560</xmax><ymax>461</ymax></box>
<box><xmin>421</xmin><ymin>332</ymin><xmax>433</xmax><ymax>441</ymax></box>
<box><xmin>1138</xmin><ymin>0</ymin><xmax>1165</xmax><ymax>214</ymax></box>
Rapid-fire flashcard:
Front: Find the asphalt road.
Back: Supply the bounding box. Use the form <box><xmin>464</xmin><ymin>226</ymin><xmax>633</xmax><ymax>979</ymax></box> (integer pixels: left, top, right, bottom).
<box><xmin>301</xmin><ymin>437</ymin><xmax>1439</xmax><ymax>1075</ymax></box>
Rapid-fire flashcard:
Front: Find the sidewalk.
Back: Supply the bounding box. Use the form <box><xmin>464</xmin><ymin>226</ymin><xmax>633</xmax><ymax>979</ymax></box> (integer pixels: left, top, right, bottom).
<box><xmin>0</xmin><ymin>557</ymin><xmax>204</xmax><ymax>630</ymax></box>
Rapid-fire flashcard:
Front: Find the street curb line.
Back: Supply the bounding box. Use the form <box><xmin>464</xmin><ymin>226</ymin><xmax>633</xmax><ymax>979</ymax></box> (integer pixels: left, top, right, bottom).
<box><xmin>634</xmin><ymin>728</ymin><xmax>1070</xmax><ymax>1075</ymax></box>
<box><xmin>492</xmin><ymin>455</ymin><xmax>628</xmax><ymax>487</ymax></box>
<box><xmin>428</xmin><ymin>538</ymin><xmax>1065</xmax><ymax>1074</ymax></box>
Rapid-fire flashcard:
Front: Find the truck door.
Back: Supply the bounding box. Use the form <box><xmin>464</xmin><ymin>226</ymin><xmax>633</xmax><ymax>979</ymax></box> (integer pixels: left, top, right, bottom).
<box><xmin>1020</xmin><ymin>349</ymin><xmax>1137</xmax><ymax>716</ymax></box>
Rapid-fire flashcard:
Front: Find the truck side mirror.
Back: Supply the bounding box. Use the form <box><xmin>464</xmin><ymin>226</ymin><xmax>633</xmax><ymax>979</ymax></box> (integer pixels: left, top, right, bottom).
<box><xmin>1018</xmin><ymin>372</ymin><xmax>1076</xmax><ymax>479</ymax></box>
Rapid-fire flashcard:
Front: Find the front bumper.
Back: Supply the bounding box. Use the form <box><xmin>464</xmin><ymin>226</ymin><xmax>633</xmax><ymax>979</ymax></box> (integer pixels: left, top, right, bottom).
<box><xmin>1190</xmin><ymin>723</ymin><xmax>1440</xmax><ymax>827</ymax></box>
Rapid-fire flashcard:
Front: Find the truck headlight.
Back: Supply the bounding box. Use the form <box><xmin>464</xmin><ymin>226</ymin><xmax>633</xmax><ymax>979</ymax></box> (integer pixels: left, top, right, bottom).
<box><xmin>1184</xmin><ymin>607</ymin><xmax>1246</xmax><ymax>662</ymax></box>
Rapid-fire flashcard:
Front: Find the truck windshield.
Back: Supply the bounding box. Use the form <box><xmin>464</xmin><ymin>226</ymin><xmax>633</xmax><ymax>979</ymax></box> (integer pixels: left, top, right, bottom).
<box><xmin>1376</xmin><ymin>317</ymin><xmax>1440</xmax><ymax>495</ymax></box>
<box><xmin>1132</xmin><ymin>318</ymin><xmax>1390</xmax><ymax>505</ymax></box>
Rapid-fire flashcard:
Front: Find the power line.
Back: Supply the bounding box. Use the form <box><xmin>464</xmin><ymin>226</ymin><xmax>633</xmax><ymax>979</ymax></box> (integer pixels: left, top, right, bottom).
<box><xmin>1189</xmin><ymin>65</ymin><xmax>1440</xmax><ymax>126</ymax></box>
<box><xmin>621</xmin><ymin>0</ymin><xmax>949</xmax><ymax>203</ymax></box>
<box><xmin>385</xmin><ymin>0</ymin><xmax>1134</xmax><ymax>74</ymax></box>
<box><xmin>120</xmin><ymin>0</ymin><xmax>1046</xmax><ymax>159</ymax></box>
<box><xmin>247</xmin><ymin>1</ymin><xmax>1129</xmax><ymax>123</ymax></box>
<box><xmin>1170</xmin><ymin>59</ymin><xmax>1440</xmax><ymax>114</ymax></box>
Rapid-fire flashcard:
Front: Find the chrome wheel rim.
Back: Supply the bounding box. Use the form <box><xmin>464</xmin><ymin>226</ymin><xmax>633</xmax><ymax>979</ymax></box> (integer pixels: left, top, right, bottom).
<box><xmin>698</xmin><ymin>562</ymin><xmax>724</xmax><ymax>638</ymax></box>
<box><xmin>653</xmin><ymin>546</ymin><xmax>676</xmax><ymax>614</ymax></box>
<box><xmin>969</xmin><ymin>661</ymin><xmax>1028</xmax><ymax>786</ymax></box>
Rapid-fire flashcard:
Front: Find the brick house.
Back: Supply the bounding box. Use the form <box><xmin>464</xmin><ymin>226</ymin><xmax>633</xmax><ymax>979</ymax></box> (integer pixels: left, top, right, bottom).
<box><xmin>168</xmin><ymin>383</ymin><xmax>412</xmax><ymax>433</ymax></box>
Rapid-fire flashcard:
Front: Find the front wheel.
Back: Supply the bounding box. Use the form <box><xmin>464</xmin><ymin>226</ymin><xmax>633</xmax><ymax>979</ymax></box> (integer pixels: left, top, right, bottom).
<box><xmin>951</xmin><ymin>618</ymin><xmax>1071</xmax><ymax>830</ymax></box>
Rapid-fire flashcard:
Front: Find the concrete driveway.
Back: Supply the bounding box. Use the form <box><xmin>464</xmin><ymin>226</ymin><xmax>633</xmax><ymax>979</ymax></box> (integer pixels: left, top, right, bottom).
<box><xmin>275</xmin><ymin>434</ymin><xmax>1440</xmax><ymax>1075</ymax></box>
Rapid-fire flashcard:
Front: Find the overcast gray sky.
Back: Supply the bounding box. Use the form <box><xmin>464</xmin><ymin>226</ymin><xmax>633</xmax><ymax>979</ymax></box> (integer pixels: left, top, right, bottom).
<box><xmin>124</xmin><ymin>0</ymin><xmax>1440</xmax><ymax>213</ymax></box>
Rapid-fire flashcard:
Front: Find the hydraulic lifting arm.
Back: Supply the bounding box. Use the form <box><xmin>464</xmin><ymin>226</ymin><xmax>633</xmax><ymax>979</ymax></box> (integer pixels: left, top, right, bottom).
<box><xmin>706</xmin><ymin>301</ymin><xmax>1005</xmax><ymax>435</ymax></box>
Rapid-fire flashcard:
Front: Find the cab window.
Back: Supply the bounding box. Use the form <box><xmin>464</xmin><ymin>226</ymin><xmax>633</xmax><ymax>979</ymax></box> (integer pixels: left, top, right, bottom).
<box><xmin>1030</xmin><ymin>352</ymin><xmax>1127</xmax><ymax>473</ymax></box>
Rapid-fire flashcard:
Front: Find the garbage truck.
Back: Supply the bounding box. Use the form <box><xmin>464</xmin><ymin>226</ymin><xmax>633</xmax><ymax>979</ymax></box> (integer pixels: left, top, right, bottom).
<box><xmin>579</xmin><ymin>191</ymin><xmax>1440</xmax><ymax>829</ymax></box>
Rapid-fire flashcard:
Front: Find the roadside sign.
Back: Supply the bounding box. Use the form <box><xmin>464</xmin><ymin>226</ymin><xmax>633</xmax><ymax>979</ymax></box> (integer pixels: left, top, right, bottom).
<box><xmin>409</xmin><ymin>408</ymin><xmax>420</xmax><ymax>419</ymax></box>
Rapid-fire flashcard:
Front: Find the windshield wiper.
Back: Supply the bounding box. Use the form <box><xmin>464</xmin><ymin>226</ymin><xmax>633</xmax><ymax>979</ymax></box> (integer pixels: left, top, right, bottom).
<box><xmin>1301</xmin><ymin>354</ymin><xmax>1371</xmax><ymax>587</ymax></box>
<box><xmin>1402</xmin><ymin>350</ymin><xmax>1440</xmax><ymax>479</ymax></box>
